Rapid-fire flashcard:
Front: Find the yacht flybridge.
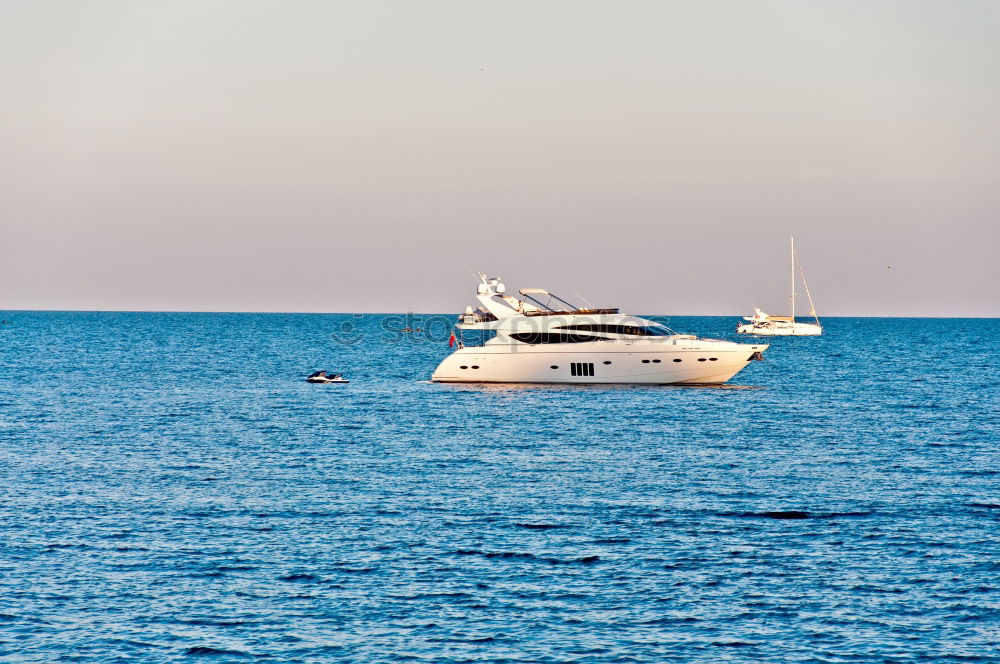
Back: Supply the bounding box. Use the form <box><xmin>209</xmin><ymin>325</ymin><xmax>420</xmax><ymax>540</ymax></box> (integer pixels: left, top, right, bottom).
<box><xmin>431</xmin><ymin>275</ymin><xmax>767</xmax><ymax>385</ymax></box>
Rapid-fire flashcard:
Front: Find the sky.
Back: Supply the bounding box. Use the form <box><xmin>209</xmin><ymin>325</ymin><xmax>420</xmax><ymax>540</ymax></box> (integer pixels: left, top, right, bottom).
<box><xmin>1</xmin><ymin>0</ymin><xmax>998</xmax><ymax>316</ymax></box>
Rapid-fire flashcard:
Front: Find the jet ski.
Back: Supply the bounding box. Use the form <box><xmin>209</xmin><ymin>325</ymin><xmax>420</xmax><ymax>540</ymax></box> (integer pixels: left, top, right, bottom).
<box><xmin>306</xmin><ymin>371</ymin><xmax>349</xmax><ymax>384</ymax></box>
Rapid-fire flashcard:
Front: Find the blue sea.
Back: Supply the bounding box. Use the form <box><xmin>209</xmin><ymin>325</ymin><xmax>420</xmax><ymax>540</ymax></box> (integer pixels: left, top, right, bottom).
<box><xmin>1</xmin><ymin>313</ymin><xmax>998</xmax><ymax>663</ymax></box>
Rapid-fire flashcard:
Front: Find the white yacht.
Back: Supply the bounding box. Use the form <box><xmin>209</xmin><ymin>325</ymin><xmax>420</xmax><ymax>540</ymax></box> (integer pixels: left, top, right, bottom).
<box><xmin>431</xmin><ymin>275</ymin><xmax>768</xmax><ymax>385</ymax></box>
<box><xmin>737</xmin><ymin>237</ymin><xmax>823</xmax><ymax>336</ymax></box>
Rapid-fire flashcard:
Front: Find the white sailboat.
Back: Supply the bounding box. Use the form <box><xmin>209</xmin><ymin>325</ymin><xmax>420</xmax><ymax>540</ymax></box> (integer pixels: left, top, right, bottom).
<box><xmin>736</xmin><ymin>237</ymin><xmax>823</xmax><ymax>336</ymax></box>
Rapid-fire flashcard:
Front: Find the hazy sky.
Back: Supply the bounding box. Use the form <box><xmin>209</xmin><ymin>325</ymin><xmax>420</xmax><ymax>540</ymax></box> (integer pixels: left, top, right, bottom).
<box><xmin>1</xmin><ymin>0</ymin><xmax>998</xmax><ymax>315</ymax></box>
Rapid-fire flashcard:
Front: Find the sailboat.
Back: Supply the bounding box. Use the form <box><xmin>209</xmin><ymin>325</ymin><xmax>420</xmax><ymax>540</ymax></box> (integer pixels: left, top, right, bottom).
<box><xmin>736</xmin><ymin>237</ymin><xmax>823</xmax><ymax>336</ymax></box>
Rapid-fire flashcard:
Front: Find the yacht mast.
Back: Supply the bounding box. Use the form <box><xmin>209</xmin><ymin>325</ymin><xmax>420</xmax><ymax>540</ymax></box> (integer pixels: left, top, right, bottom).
<box><xmin>789</xmin><ymin>236</ymin><xmax>796</xmax><ymax>323</ymax></box>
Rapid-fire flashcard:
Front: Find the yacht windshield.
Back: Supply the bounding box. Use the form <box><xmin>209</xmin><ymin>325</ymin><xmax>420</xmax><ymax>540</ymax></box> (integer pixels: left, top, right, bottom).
<box><xmin>646</xmin><ymin>322</ymin><xmax>676</xmax><ymax>336</ymax></box>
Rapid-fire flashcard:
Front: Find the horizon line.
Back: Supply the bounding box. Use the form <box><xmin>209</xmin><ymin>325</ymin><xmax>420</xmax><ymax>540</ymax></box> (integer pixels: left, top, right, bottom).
<box><xmin>1</xmin><ymin>308</ymin><xmax>997</xmax><ymax>320</ymax></box>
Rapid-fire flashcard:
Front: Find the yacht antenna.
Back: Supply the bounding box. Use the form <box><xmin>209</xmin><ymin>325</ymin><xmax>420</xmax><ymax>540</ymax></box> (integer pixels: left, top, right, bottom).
<box><xmin>463</xmin><ymin>264</ymin><xmax>482</xmax><ymax>283</ymax></box>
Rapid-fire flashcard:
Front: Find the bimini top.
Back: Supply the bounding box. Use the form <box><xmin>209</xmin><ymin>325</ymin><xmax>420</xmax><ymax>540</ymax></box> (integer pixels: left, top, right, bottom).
<box><xmin>471</xmin><ymin>274</ymin><xmax>621</xmax><ymax>319</ymax></box>
<box><xmin>454</xmin><ymin>273</ymin><xmax>691</xmax><ymax>345</ymax></box>
<box><xmin>516</xmin><ymin>287</ymin><xmax>618</xmax><ymax>317</ymax></box>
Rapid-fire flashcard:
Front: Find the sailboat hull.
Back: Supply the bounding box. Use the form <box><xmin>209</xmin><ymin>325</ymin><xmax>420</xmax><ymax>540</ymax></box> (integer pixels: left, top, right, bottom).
<box><xmin>736</xmin><ymin>322</ymin><xmax>822</xmax><ymax>336</ymax></box>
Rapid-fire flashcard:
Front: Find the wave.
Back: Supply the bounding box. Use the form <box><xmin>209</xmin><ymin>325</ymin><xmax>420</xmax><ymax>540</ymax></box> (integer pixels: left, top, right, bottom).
<box><xmin>183</xmin><ymin>646</ymin><xmax>254</xmax><ymax>657</ymax></box>
<box><xmin>278</xmin><ymin>573</ymin><xmax>320</xmax><ymax>583</ymax></box>
<box><xmin>426</xmin><ymin>635</ymin><xmax>498</xmax><ymax>643</ymax></box>
<box><xmin>394</xmin><ymin>591</ymin><xmax>474</xmax><ymax>601</ymax></box>
<box><xmin>454</xmin><ymin>549</ymin><xmax>599</xmax><ymax>565</ymax></box>
<box><xmin>639</xmin><ymin>616</ymin><xmax>698</xmax><ymax>625</ymax></box>
<box><xmin>719</xmin><ymin>510</ymin><xmax>874</xmax><ymax>520</ymax></box>
<box><xmin>179</xmin><ymin>618</ymin><xmax>253</xmax><ymax>627</ymax></box>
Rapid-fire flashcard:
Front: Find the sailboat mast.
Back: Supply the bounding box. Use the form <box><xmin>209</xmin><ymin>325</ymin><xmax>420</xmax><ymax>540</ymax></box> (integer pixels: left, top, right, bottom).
<box><xmin>789</xmin><ymin>236</ymin><xmax>796</xmax><ymax>322</ymax></box>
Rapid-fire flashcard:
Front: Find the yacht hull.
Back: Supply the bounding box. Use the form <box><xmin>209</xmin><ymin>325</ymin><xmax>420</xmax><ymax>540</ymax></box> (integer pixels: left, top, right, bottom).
<box><xmin>431</xmin><ymin>341</ymin><xmax>767</xmax><ymax>385</ymax></box>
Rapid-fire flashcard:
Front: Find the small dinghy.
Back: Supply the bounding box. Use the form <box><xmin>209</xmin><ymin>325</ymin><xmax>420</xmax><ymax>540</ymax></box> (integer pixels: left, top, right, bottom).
<box><xmin>306</xmin><ymin>371</ymin><xmax>349</xmax><ymax>384</ymax></box>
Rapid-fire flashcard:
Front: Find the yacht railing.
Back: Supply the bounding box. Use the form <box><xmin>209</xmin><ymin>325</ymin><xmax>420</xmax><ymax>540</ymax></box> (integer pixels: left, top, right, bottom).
<box><xmin>452</xmin><ymin>333</ymin><xmax>696</xmax><ymax>349</ymax></box>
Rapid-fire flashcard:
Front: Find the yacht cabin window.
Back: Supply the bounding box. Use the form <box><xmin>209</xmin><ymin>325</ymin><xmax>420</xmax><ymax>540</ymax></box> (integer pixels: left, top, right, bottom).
<box><xmin>509</xmin><ymin>332</ymin><xmax>606</xmax><ymax>345</ymax></box>
<box><xmin>555</xmin><ymin>323</ymin><xmax>672</xmax><ymax>337</ymax></box>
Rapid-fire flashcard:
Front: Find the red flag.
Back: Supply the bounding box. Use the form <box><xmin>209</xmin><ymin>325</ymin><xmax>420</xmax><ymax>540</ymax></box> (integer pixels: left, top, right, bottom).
<box><xmin>448</xmin><ymin>332</ymin><xmax>456</xmax><ymax>348</ymax></box>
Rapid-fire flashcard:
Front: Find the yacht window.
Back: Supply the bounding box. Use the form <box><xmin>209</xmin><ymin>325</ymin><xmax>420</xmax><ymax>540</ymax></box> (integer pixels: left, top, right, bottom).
<box><xmin>709</xmin><ymin>358</ymin><xmax>718</xmax><ymax>361</ymax></box>
<box><xmin>550</xmin><ymin>365</ymin><xmax>558</xmax><ymax>369</ymax></box>
<box><xmin>570</xmin><ymin>362</ymin><xmax>595</xmax><ymax>377</ymax></box>
<box><xmin>603</xmin><ymin>361</ymin><xmax>611</xmax><ymax>365</ymax></box>
<box><xmin>641</xmin><ymin>359</ymin><xmax>650</xmax><ymax>364</ymax></box>
<box><xmin>509</xmin><ymin>332</ymin><xmax>605</xmax><ymax>344</ymax></box>
<box><xmin>652</xmin><ymin>359</ymin><xmax>661</xmax><ymax>363</ymax></box>
<box><xmin>673</xmin><ymin>358</ymin><xmax>682</xmax><ymax>362</ymax></box>
<box><xmin>460</xmin><ymin>365</ymin><xmax>468</xmax><ymax>369</ymax></box>
<box><xmin>697</xmin><ymin>358</ymin><xmax>706</xmax><ymax>362</ymax></box>
<box><xmin>471</xmin><ymin>365</ymin><xmax>480</xmax><ymax>369</ymax></box>
<box><xmin>555</xmin><ymin>323</ymin><xmax>672</xmax><ymax>336</ymax></box>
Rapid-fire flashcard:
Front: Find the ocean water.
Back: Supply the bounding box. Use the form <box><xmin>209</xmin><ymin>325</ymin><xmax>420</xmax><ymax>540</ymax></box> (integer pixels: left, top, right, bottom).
<box><xmin>1</xmin><ymin>312</ymin><xmax>998</xmax><ymax>663</ymax></box>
